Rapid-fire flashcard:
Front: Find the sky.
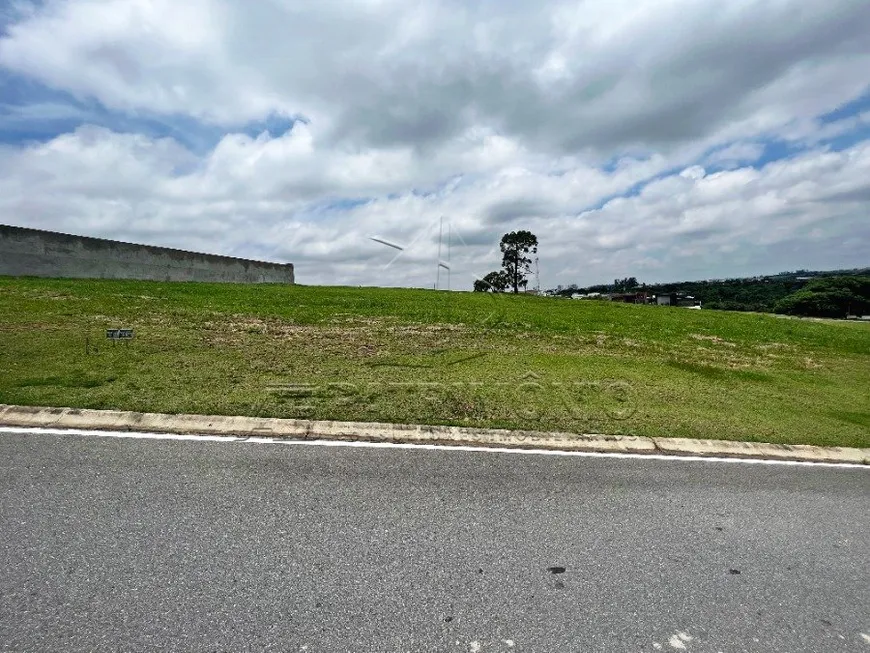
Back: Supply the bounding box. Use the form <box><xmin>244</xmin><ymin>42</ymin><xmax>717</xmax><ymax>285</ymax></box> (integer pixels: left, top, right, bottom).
<box><xmin>1</xmin><ymin>0</ymin><xmax>869</xmax><ymax>290</ymax></box>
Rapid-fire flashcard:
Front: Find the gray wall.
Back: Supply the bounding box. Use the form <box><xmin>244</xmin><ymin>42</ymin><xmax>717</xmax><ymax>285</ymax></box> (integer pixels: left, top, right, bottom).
<box><xmin>0</xmin><ymin>225</ymin><xmax>294</xmax><ymax>284</ymax></box>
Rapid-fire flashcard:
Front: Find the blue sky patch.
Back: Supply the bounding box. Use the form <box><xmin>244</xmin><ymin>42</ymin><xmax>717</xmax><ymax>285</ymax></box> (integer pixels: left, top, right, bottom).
<box><xmin>0</xmin><ymin>71</ymin><xmax>303</xmax><ymax>153</ymax></box>
<box><xmin>818</xmin><ymin>90</ymin><xmax>870</xmax><ymax>124</ymax></box>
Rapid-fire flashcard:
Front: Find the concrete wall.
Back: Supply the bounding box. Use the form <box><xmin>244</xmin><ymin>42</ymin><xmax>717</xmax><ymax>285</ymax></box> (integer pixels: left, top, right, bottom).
<box><xmin>0</xmin><ymin>225</ymin><xmax>294</xmax><ymax>284</ymax></box>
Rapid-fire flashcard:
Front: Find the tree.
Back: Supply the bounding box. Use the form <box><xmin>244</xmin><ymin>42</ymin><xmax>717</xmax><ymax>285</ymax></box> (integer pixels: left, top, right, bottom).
<box><xmin>613</xmin><ymin>277</ymin><xmax>639</xmax><ymax>292</ymax></box>
<box><xmin>774</xmin><ymin>276</ymin><xmax>870</xmax><ymax>318</ymax></box>
<box><xmin>473</xmin><ymin>270</ymin><xmax>509</xmax><ymax>293</ymax></box>
<box><xmin>499</xmin><ymin>230</ymin><xmax>538</xmax><ymax>294</ymax></box>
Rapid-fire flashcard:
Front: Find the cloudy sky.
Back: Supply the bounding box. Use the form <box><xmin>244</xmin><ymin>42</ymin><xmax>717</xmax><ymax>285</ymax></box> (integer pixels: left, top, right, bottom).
<box><xmin>1</xmin><ymin>0</ymin><xmax>868</xmax><ymax>289</ymax></box>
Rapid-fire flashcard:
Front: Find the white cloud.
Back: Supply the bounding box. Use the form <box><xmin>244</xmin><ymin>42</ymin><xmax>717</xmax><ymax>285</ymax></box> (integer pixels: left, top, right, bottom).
<box><xmin>0</xmin><ymin>0</ymin><xmax>869</xmax><ymax>288</ymax></box>
<box><xmin>0</xmin><ymin>124</ymin><xmax>867</xmax><ymax>288</ymax></box>
<box><xmin>3</xmin><ymin>0</ymin><xmax>870</xmax><ymax>150</ymax></box>
<box><xmin>705</xmin><ymin>143</ymin><xmax>765</xmax><ymax>168</ymax></box>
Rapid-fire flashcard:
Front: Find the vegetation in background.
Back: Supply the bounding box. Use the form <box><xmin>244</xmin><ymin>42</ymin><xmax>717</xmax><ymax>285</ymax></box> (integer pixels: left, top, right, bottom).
<box><xmin>473</xmin><ymin>271</ymin><xmax>509</xmax><ymax>293</ymax></box>
<box><xmin>612</xmin><ymin>277</ymin><xmax>640</xmax><ymax>292</ymax></box>
<box><xmin>774</xmin><ymin>276</ymin><xmax>870</xmax><ymax>318</ymax></box>
<box><xmin>0</xmin><ymin>277</ymin><xmax>868</xmax><ymax>448</ymax></box>
<box><xmin>553</xmin><ymin>268</ymin><xmax>870</xmax><ymax>313</ymax></box>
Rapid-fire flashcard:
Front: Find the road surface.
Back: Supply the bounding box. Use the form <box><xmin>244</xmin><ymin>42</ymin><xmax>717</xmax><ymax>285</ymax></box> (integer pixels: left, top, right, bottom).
<box><xmin>1</xmin><ymin>428</ymin><xmax>868</xmax><ymax>652</ymax></box>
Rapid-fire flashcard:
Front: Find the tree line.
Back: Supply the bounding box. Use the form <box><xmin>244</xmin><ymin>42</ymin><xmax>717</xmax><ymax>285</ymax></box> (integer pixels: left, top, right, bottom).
<box><xmin>551</xmin><ymin>269</ymin><xmax>870</xmax><ymax>317</ymax></box>
<box><xmin>471</xmin><ymin>235</ymin><xmax>868</xmax><ymax>318</ymax></box>
<box><xmin>773</xmin><ymin>276</ymin><xmax>870</xmax><ymax>318</ymax></box>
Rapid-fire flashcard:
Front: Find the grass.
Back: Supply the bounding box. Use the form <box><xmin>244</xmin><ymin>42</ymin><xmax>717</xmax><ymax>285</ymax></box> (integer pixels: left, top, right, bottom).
<box><xmin>0</xmin><ymin>277</ymin><xmax>868</xmax><ymax>448</ymax></box>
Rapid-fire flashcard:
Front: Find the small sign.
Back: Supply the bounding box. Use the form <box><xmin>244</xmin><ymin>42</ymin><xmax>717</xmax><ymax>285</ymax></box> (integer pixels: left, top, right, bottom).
<box><xmin>106</xmin><ymin>329</ymin><xmax>134</xmax><ymax>340</ymax></box>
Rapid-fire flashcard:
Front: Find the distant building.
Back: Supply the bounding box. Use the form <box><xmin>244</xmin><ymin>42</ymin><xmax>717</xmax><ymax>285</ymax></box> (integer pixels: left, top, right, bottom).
<box><xmin>571</xmin><ymin>292</ymin><xmax>604</xmax><ymax>300</ymax></box>
<box><xmin>608</xmin><ymin>292</ymin><xmax>650</xmax><ymax>304</ymax></box>
<box><xmin>656</xmin><ymin>293</ymin><xmax>701</xmax><ymax>308</ymax></box>
<box><xmin>677</xmin><ymin>295</ymin><xmax>702</xmax><ymax>308</ymax></box>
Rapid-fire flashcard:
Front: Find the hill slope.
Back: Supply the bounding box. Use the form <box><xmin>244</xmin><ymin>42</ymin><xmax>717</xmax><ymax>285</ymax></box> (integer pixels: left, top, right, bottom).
<box><xmin>1</xmin><ymin>277</ymin><xmax>868</xmax><ymax>447</ymax></box>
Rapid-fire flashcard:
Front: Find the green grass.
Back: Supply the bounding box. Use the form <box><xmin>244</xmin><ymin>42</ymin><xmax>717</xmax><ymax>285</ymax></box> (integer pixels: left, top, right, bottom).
<box><xmin>1</xmin><ymin>277</ymin><xmax>868</xmax><ymax>448</ymax></box>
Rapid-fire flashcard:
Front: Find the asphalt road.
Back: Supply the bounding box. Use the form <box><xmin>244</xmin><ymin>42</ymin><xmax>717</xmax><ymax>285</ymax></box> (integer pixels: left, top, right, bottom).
<box><xmin>1</xmin><ymin>430</ymin><xmax>868</xmax><ymax>653</ymax></box>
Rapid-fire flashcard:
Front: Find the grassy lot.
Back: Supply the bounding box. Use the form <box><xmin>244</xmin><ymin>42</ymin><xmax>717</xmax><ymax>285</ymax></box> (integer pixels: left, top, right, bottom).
<box><xmin>0</xmin><ymin>277</ymin><xmax>868</xmax><ymax>448</ymax></box>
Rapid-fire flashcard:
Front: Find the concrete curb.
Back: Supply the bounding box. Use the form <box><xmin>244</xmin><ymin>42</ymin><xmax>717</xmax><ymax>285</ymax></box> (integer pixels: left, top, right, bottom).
<box><xmin>0</xmin><ymin>404</ymin><xmax>867</xmax><ymax>465</ymax></box>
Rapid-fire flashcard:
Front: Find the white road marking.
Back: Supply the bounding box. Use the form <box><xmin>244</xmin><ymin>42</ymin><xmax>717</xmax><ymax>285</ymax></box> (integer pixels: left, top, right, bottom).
<box><xmin>667</xmin><ymin>631</ymin><xmax>693</xmax><ymax>650</ymax></box>
<box><xmin>860</xmin><ymin>633</ymin><xmax>870</xmax><ymax>644</ymax></box>
<box><xmin>0</xmin><ymin>426</ymin><xmax>866</xmax><ymax>468</ymax></box>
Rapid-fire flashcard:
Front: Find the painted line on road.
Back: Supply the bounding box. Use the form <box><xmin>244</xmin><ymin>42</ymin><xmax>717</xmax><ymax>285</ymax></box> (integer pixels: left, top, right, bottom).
<box><xmin>1</xmin><ymin>426</ymin><xmax>867</xmax><ymax>469</ymax></box>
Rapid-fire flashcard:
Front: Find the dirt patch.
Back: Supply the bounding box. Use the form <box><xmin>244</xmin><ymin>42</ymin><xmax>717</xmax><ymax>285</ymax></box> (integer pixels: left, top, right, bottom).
<box><xmin>16</xmin><ymin>289</ymin><xmax>79</xmax><ymax>301</ymax></box>
<box><xmin>690</xmin><ymin>346</ymin><xmax>771</xmax><ymax>370</ymax></box>
<box><xmin>690</xmin><ymin>333</ymin><xmax>737</xmax><ymax>347</ymax></box>
<box><xmin>328</xmin><ymin>314</ymin><xmax>399</xmax><ymax>326</ymax></box>
<box><xmin>387</xmin><ymin>323</ymin><xmax>468</xmax><ymax>335</ymax></box>
<box><xmin>199</xmin><ymin>316</ymin><xmax>470</xmax><ymax>360</ymax></box>
<box><xmin>0</xmin><ymin>322</ymin><xmax>63</xmax><ymax>332</ymax></box>
<box><xmin>756</xmin><ymin>342</ymin><xmax>793</xmax><ymax>351</ymax></box>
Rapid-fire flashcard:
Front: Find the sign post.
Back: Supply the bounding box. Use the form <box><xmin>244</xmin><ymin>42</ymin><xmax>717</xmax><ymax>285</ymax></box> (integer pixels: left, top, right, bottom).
<box><xmin>106</xmin><ymin>329</ymin><xmax>134</xmax><ymax>345</ymax></box>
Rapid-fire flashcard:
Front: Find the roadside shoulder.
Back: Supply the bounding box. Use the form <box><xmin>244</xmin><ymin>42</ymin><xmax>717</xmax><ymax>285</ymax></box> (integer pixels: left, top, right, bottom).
<box><xmin>0</xmin><ymin>404</ymin><xmax>866</xmax><ymax>465</ymax></box>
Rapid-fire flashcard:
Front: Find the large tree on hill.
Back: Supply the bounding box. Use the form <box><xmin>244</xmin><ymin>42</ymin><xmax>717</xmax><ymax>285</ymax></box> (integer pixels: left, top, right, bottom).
<box><xmin>499</xmin><ymin>230</ymin><xmax>538</xmax><ymax>294</ymax></box>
